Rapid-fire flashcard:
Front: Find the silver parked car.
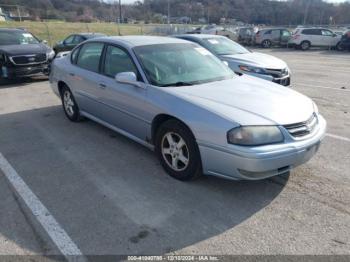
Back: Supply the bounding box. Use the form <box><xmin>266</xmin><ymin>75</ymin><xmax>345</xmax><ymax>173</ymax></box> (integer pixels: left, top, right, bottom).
<box><xmin>175</xmin><ymin>34</ymin><xmax>291</xmax><ymax>86</ymax></box>
<box><xmin>50</xmin><ymin>36</ymin><xmax>326</xmax><ymax>181</ymax></box>
<box><xmin>254</xmin><ymin>28</ymin><xmax>291</xmax><ymax>48</ymax></box>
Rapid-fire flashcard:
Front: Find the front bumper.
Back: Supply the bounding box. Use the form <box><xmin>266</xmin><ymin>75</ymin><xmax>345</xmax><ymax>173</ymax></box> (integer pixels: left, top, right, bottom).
<box><xmin>199</xmin><ymin>115</ymin><xmax>326</xmax><ymax>180</ymax></box>
<box><xmin>1</xmin><ymin>63</ymin><xmax>50</xmax><ymax>79</ymax></box>
<box><xmin>242</xmin><ymin>71</ymin><xmax>291</xmax><ymax>86</ymax></box>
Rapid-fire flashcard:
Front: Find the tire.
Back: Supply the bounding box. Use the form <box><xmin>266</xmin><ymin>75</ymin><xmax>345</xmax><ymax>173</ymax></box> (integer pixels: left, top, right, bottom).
<box><xmin>300</xmin><ymin>41</ymin><xmax>311</xmax><ymax>51</ymax></box>
<box><xmin>155</xmin><ymin>119</ymin><xmax>202</xmax><ymax>181</ymax></box>
<box><xmin>60</xmin><ymin>85</ymin><xmax>82</xmax><ymax>122</ymax></box>
<box><xmin>261</xmin><ymin>39</ymin><xmax>272</xmax><ymax>48</ymax></box>
<box><xmin>336</xmin><ymin>42</ymin><xmax>344</xmax><ymax>51</ymax></box>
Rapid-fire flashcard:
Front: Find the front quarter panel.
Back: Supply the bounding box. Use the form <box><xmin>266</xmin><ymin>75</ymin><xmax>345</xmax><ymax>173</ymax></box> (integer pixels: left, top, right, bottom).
<box><xmin>144</xmin><ymin>85</ymin><xmax>239</xmax><ymax>147</ymax></box>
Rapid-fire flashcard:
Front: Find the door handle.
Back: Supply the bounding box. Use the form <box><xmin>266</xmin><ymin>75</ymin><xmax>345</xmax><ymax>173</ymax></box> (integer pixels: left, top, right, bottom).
<box><xmin>69</xmin><ymin>73</ymin><xmax>75</xmax><ymax>77</ymax></box>
<box><xmin>99</xmin><ymin>83</ymin><xmax>107</xmax><ymax>89</ymax></box>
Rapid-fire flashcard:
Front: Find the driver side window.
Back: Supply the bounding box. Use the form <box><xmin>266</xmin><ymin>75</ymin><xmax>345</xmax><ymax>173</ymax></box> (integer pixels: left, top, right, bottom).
<box><xmin>322</xmin><ymin>30</ymin><xmax>333</xmax><ymax>36</ymax></box>
<box><xmin>102</xmin><ymin>45</ymin><xmax>139</xmax><ymax>78</ymax></box>
<box><xmin>64</xmin><ymin>35</ymin><xmax>75</xmax><ymax>44</ymax></box>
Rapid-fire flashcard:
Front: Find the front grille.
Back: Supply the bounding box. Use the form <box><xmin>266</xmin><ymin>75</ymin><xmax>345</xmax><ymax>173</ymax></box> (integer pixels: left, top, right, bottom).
<box><xmin>10</xmin><ymin>54</ymin><xmax>47</xmax><ymax>65</ymax></box>
<box><xmin>265</xmin><ymin>68</ymin><xmax>289</xmax><ymax>78</ymax></box>
<box><xmin>284</xmin><ymin>113</ymin><xmax>318</xmax><ymax>138</ymax></box>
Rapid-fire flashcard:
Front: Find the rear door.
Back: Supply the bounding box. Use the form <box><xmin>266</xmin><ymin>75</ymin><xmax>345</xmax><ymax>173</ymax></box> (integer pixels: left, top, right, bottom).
<box><xmin>270</xmin><ymin>30</ymin><xmax>281</xmax><ymax>45</ymax></box>
<box><xmin>68</xmin><ymin>42</ymin><xmax>106</xmax><ymax>117</ymax></box>
<box><xmin>281</xmin><ymin>30</ymin><xmax>291</xmax><ymax>45</ymax></box>
<box><xmin>312</xmin><ymin>29</ymin><xmax>323</xmax><ymax>46</ymax></box>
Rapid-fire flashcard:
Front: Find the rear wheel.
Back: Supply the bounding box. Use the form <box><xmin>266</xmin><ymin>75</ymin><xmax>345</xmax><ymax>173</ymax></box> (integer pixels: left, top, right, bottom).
<box><xmin>261</xmin><ymin>39</ymin><xmax>272</xmax><ymax>48</ymax></box>
<box><xmin>60</xmin><ymin>85</ymin><xmax>82</xmax><ymax>122</ymax></box>
<box><xmin>300</xmin><ymin>41</ymin><xmax>311</xmax><ymax>51</ymax></box>
<box><xmin>155</xmin><ymin>119</ymin><xmax>202</xmax><ymax>181</ymax></box>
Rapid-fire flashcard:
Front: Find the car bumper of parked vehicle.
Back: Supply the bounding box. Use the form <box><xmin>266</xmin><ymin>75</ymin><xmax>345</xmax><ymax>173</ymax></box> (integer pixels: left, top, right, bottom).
<box><xmin>198</xmin><ymin>115</ymin><xmax>326</xmax><ymax>180</ymax></box>
<box><xmin>1</xmin><ymin>63</ymin><xmax>50</xmax><ymax>79</ymax></box>
<box><xmin>246</xmin><ymin>71</ymin><xmax>291</xmax><ymax>86</ymax></box>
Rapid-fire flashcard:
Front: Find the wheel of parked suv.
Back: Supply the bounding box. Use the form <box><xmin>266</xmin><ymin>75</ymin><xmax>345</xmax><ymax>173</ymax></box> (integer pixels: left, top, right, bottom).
<box><xmin>155</xmin><ymin>119</ymin><xmax>202</xmax><ymax>181</ymax></box>
<box><xmin>300</xmin><ymin>41</ymin><xmax>311</xmax><ymax>51</ymax></box>
<box><xmin>336</xmin><ymin>42</ymin><xmax>344</xmax><ymax>51</ymax></box>
<box><xmin>261</xmin><ymin>40</ymin><xmax>272</xmax><ymax>48</ymax></box>
<box><xmin>60</xmin><ymin>85</ymin><xmax>82</xmax><ymax>122</ymax></box>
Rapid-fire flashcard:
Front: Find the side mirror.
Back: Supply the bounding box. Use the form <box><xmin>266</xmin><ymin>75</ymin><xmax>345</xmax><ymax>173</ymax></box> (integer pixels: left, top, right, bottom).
<box><xmin>41</xmin><ymin>40</ymin><xmax>48</xmax><ymax>45</ymax></box>
<box><xmin>115</xmin><ymin>72</ymin><xmax>144</xmax><ymax>88</ymax></box>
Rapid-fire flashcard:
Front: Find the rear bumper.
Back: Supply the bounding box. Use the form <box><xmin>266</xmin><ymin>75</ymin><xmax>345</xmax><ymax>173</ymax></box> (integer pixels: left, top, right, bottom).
<box><xmin>1</xmin><ymin>63</ymin><xmax>50</xmax><ymax>79</ymax></box>
<box><xmin>198</xmin><ymin>115</ymin><xmax>326</xmax><ymax>180</ymax></box>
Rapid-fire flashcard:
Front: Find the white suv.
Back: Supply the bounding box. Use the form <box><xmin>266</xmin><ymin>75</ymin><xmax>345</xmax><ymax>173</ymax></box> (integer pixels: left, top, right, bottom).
<box><xmin>289</xmin><ymin>28</ymin><xmax>342</xmax><ymax>50</ymax></box>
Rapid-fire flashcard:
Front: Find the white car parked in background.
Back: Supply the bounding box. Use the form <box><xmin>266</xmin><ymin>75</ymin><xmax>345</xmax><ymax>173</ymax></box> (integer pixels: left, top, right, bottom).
<box><xmin>289</xmin><ymin>27</ymin><xmax>342</xmax><ymax>50</ymax></box>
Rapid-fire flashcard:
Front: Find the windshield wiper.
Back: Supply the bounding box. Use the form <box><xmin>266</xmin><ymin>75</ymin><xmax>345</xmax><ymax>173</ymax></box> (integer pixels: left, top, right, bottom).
<box><xmin>160</xmin><ymin>81</ymin><xmax>194</xmax><ymax>87</ymax></box>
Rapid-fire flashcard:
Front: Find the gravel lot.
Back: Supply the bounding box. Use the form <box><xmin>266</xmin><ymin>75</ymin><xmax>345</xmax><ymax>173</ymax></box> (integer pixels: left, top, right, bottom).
<box><xmin>0</xmin><ymin>48</ymin><xmax>349</xmax><ymax>258</ymax></box>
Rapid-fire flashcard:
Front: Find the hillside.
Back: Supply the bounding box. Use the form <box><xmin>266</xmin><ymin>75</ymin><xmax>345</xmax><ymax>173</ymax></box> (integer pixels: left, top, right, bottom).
<box><xmin>0</xmin><ymin>0</ymin><xmax>350</xmax><ymax>25</ymax></box>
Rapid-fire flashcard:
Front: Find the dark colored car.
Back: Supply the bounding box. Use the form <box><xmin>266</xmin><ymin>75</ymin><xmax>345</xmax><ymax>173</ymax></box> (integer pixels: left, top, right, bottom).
<box><xmin>0</xmin><ymin>28</ymin><xmax>54</xmax><ymax>83</ymax></box>
<box><xmin>338</xmin><ymin>31</ymin><xmax>350</xmax><ymax>51</ymax></box>
<box><xmin>53</xmin><ymin>33</ymin><xmax>106</xmax><ymax>54</ymax></box>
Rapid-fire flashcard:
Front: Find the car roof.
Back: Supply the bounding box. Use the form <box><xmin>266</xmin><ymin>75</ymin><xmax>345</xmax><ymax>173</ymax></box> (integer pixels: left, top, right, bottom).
<box><xmin>76</xmin><ymin>32</ymin><xmax>106</xmax><ymax>37</ymax></box>
<box><xmin>88</xmin><ymin>35</ymin><xmax>190</xmax><ymax>47</ymax></box>
<box><xmin>175</xmin><ymin>34</ymin><xmax>225</xmax><ymax>40</ymax></box>
<box><xmin>0</xmin><ymin>28</ymin><xmax>27</xmax><ymax>32</ymax></box>
<box><xmin>297</xmin><ymin>27</ymin><xmax>330</xmax><ymax>30</ymax></box>
<box><xmin>259</xmin><ymin>28</ymin><xmax>287</xmax><ymax>31</ymax></box>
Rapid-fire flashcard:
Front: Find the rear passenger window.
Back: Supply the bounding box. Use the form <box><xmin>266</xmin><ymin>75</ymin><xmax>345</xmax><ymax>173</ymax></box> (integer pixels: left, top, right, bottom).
<box><xmin>76</xmin><ymin>42</ymin><xmax>104</xmax><ymax>73</ymax></box>
<box><xmin>264</xmin><ymin>30</ymin><xmax>272</xmax><ymax>35</ymax></box>
<box><xmin>103</xmin><ymin>45</ymin><xmax>138</xmax><ymax>78</ymax></box>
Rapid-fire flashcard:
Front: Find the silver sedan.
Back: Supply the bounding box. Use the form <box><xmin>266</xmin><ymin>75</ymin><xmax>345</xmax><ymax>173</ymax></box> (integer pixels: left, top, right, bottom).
<box><xmin>175</xmin><ymin>34</ymin><xmax>291</xmax><ymax>86</ymax></box>
<box><xmin>50</xmin><ymin>36</ymin><xmax>326</xmax><ymax>181</ymax></box>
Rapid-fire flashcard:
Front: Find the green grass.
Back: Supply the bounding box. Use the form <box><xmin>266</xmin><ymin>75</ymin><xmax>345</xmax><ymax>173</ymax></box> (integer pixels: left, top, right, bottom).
<box><xmin>0</xmin><ymin>21</ymin><xmax>145</xmax><ymax>46</ymax></box>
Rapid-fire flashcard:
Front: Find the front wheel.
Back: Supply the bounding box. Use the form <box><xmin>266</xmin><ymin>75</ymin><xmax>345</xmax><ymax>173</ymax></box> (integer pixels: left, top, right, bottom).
<box><xmin>60</xmin><ymin>85</ymin><xmax>82</xmax><ymax>122</ymax></box>
<box><xmin>261</xmin><ymin>39</ymin><xmax>272</xmax><ymax>48</ymax></box>
<box><xmin>155</xmin><ymin>119</ymin><xmax>202</xmax><ymax>181</ymax></box>
<box><xmin>336</xmin><ymin>42</ymin><xmax>344</xmax><ymax>51</ymax></box>
<box><xmin>300</xmin><ymin>41</ymin><xmax>311</xmax><ymax>51</ymax></box>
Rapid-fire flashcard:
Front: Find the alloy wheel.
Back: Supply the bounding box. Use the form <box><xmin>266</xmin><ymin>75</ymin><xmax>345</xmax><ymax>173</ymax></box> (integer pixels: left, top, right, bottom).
<box><xmin>63</xmin><ymin>90</ymin><xmax>75</xmax><ymax>117</ymax></box>
<box><xmin>161</xmin><ymin>132</ymin><xmax>190</xmax><ymax>171</ymax></box>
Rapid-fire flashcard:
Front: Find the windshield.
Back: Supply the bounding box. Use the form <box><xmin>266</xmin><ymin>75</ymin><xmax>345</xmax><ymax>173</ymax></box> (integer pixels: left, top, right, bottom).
<box><xmin>201</xmin><ymin>37</ymin><xmax>249</xmax><ymax>56</ymax></box>
<box><xmin>133</xmin><ymin>43</ymin><xmax>234</xmax><ymax>87</ymax></box>
<box><xmin>0</xmin><ymin>31</ymin><xmax>40</xmax><ymax>45</ymax></box>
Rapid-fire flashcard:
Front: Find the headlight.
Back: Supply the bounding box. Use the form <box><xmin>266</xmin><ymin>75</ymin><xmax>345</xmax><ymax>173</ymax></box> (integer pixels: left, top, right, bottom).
<box><xmin>239</xmin><ymin>65</ymin><xmax>267</xmax><ymax>74</ymax></box>
<box><xmin>227</xmin><ymin>126</ymin><xmax>284</xmax><ymax>146</ymax></box>
<box><xmin>46</xmin><ymin>50</ymin><xmax>55</xmax><ymax>60</ymax></box>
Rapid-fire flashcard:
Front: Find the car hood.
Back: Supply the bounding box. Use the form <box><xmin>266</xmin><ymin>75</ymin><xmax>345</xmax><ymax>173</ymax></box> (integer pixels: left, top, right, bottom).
<box><xmin>166</xmin><ymin>75</ymin><xmax>314</xmax><ymax>126</ymax></box>
<box><xmin>0</xmin><ymin>44</ymin><xmax>51</xmax><ymax>56</ymax></box>
<box><xmin>221</xmin><ymin>52</ymin><xmax>287</xmax><ymax>69</ymax></box>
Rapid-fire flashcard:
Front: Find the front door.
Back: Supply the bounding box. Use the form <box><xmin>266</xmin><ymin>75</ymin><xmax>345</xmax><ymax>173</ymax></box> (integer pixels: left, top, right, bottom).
<box><xmin>98</xmin><ymin>44</ymin><xmax>149</xmax><ymax>140</ymax></box>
